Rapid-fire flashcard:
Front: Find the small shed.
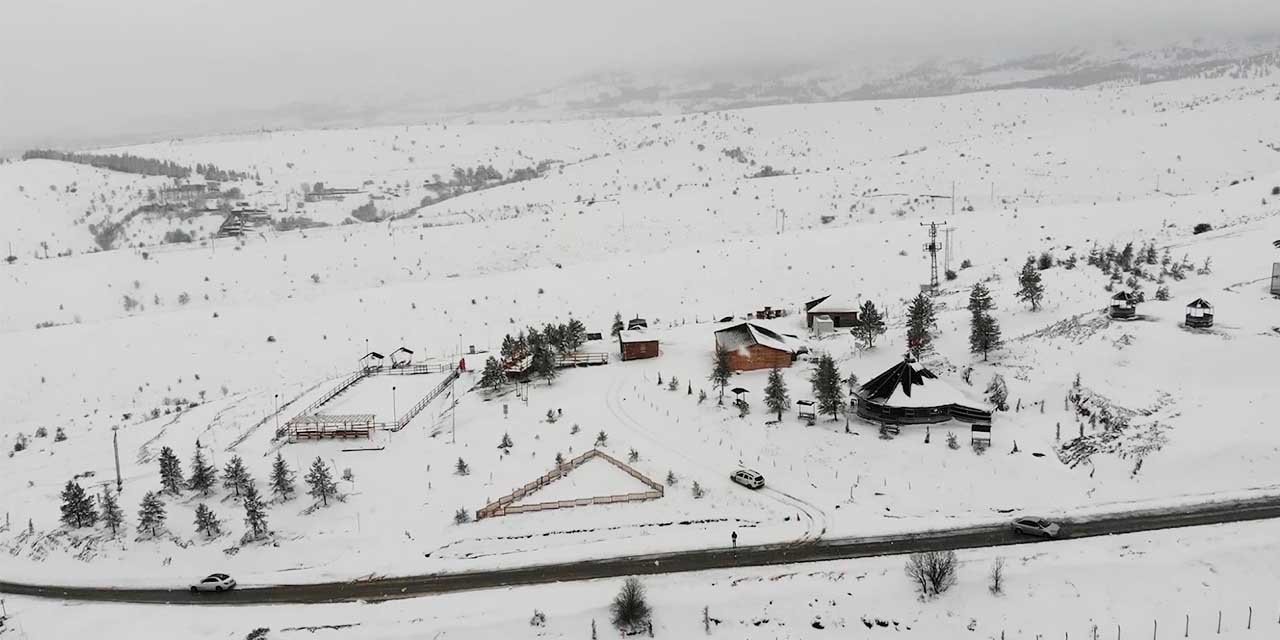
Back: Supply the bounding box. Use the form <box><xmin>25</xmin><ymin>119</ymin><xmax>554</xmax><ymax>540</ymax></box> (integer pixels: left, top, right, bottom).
<box><xmin>618</xmin><ymin>330</ymin><xmax>659</xmax><ymax>361</ymax></box>
<box><xmin>359</xmin><ymin>351</ymin><xmax>385</xmax><ymax>372</ymax></box>
<box><xmin>796</xmin><ymin>400</ymin><xmax>816</xmax><ymax>422</ymax></box>
<box><xmin>804</xmin><ymin>295</ymin><xmax>860</xmax><ymax>329</ymax></box>
<box><xmin>1108</xmin><ymin>291</ymin><xmax>1137</xmax><ymax>319</ymax></box>
<box><xmin>1184</xmin><ymin>298</ymin><xmax>1214</xmax><ymax>328</ymax></box>
<box><xmin>390</xmin><ymin>346</ymin><xmax>414</xmax><ymax>368</ymax></box>
<box><xmin>812</xmin><ymin>315</ymin><xmax>835</xmax><ymax>335</ymax></box>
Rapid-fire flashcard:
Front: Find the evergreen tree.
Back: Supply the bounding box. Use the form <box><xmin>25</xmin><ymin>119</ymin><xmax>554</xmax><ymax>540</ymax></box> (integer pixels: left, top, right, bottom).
<box><xmin>136</xmin><ymin>491</ymin><xmax>166</xmax><ymax>538</ymax></box>
<box><xmin>193</xmin><ymin>503</ymin><xmax>221</xmax><ymax>538</ymax></box>
<box><xmin>305</xmin><ymin>457</ymin><xmax>338</xmax><ymax>507</ymax></box>
<box><xmin>100</xmin><ymin>486</ymin><xmax>123</xmax><ymax>535</ymax></box>
<box><xmin>270</xmin><ymin>453</ymin><xmax>296</xmax><ymax>501</ymax></box>
<box><xmin>985</xmin><ymin>374</ymin><xmax>1009</xmax><ymax>411</ymax></box>
<box><xmin>188</xmin><ymin>445</ymin><xmax>217</xmax><ymax>495</ymax></box>
<box><xmin>810</xmin><ymin>354</ymin><xmax>844</xmax><ymax>419</ymax></box>
<box><xmin>565</xmin><ymin>318</ymin><xmax>587</xmax><ymax>352</ymax></box>
<box><xmin>479</xmin><ymin>356</ymin><xmax>507</xmax><ymax>390</ymax></box>
<box><xmin>906</xmin><ymin>294</ymin><xmax>936</xmax><ymax>357</ymax></box>
<box><xmin>968</xmin><ymin>283</ymin><xmax>1002</xmax><ymax>360</ymax></box>
<box><xmin>527</xmin><ymin>327</ymin><xmax>558</xmax><ymax>385</ymax></box>
<box><xmin>710</xmin><ymin>344</ymin><xmax>733</xmax><ymax>404</ymax></box>
<box><xmin>59</xmin><ymin>480</ymin><xmax>97</xmax><ymax>528</ymax></box>
<box><xmin>222</xmin><ymin>455</ymin><xmax>250</xmax><ymax>498</ymax></box>
<box><xmin>851</xmin><ymin>300</ymin><xmax>886</xmax><ymax>349</ymax></box>
<box><xmin>158</xmin><ymin>446</ymin><xmax>184</xmax><ymax>495</ymax></box>
<box><xmin>456</xmin><ymin>456</ymin><xmax>472</xmax><ymax>475</ymax></box>
<box><xmin>498</xmin><ymin>432</ymin><xmax>513</xmax><ymax>450</ymax></box>
<box><xmin>543</xmin><ymin>322</ymin><xmax>567</xmax><ymax>354</ymax></box>
<box><xmin>500</xmin><ymin>333</ymin><xmax>520</xmax><ymax>363</ymax></box>
<box><xmin>763</xmin><ymin>367</ymin><xmax>790</xmax><ymax>421</ymax></box>
<box><xmin>241</xmin><ymin>483</ymin><xmax>269</xmax><ymax>539</ymax></box>
<box><xmin>611</xmin><ymin>312</ymin><xmax>625</xmax><ymax>336</ymax></box>
<box><xmin>1015</xmin><ymin>258</ymin><xmax>1045</xmax><ymax>310</ymax></box>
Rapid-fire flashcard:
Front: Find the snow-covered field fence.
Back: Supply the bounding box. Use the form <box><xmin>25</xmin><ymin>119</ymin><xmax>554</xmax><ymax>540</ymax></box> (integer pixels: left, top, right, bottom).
<box><xmin>476</xmin><ymin>448</ymin><xmax>663</xmax><ymax>520</ymax></box>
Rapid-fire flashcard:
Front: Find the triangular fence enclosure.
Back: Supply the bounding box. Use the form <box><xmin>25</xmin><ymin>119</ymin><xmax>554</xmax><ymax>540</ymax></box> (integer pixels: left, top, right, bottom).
<box><xmin>476</xmin><ymin>449</ymin><xmax>663</xmax><ymax>519</ymax></box>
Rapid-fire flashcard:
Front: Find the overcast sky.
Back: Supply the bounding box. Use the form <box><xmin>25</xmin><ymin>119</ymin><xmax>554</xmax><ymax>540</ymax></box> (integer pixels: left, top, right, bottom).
<box><xmin>2</xmin><ymin>0</ymin><xmax>1279</xmax><ymax>154</ymax></box>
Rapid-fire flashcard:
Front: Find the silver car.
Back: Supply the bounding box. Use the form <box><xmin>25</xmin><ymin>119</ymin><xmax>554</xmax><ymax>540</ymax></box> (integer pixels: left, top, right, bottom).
<box><xmin>1011</xmin><ymin>516</ymin><xmax>1061</xmax><ymax>538</ymax></box>
<box><xmin>190</xmin><ymin>573</ymin><xmax>237</xmax><ymax>593</ymax></box>
<box><xmin>730</xmin><ymin>469</ymin><xmax>765</xmax><ymax>489</ymax></box>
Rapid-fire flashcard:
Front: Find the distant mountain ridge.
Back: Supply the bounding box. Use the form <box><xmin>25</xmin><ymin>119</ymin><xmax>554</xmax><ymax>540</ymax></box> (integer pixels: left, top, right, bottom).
<box><xmin>458</xmin><ymin>36</ymin><xmax>1280</xmax><ymax>121</ymax></box>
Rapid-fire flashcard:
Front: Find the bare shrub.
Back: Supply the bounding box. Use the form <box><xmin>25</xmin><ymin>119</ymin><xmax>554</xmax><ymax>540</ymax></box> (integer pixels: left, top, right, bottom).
<box><xmin>988</xmin><ymin>557</ymin><xmax>1005</xmax><ymax>595</ymax></box>
<box><xmin>904</xmin><ymin>550</ymin><xmax>958</xmax><ymax>598</ymax></box>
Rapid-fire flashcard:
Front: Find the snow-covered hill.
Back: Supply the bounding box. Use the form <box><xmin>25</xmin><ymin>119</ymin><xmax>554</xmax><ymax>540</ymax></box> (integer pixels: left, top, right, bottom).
<box><xmin>0</xmin><ymin>73</ymin><xmax>1279</xmax><ymax>593</ymax></box>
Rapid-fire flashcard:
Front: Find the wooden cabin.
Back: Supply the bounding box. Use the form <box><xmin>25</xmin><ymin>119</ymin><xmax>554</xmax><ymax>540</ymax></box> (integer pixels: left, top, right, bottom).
<box><xmin>854</xmin><ymin>357</ymin><xmax>992</xmax><ymax>426</ymax></box>
<box><xmin>618</xmin><ymin>330</ymin><xmax>659</xmax><ymax>361</ymax></box>
<box><xmin>714</xmin><ymin>322</ymin><xmax>798</xmax><ymax>371</ymax></box>
<box><xmin>804</xmin><ymin>295</ymin><xmax>859</xmax><ymax>329</ymax></box>
<box><xmin>1184</xmin><ymin>298</ymin><xmax>1214</xmax><ymax>328</ymax></box>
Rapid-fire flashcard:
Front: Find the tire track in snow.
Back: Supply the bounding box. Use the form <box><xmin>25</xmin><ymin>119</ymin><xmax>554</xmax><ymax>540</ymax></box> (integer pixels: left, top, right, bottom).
<box><xmin>602</xmin><ymin>368</ymin><xmax>826</xmax><ymax>546</ymax></box>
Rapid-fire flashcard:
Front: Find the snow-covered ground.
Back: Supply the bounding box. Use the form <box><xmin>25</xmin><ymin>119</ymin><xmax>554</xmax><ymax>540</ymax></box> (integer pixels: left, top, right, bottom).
<box><xmin>6</xmin><ymin>517</ymin><xmax>1280</xmax><ymax>639</ymax></box>
<box><xmin>1</xmin><ymin>74</ymin><xmax>1279</xmax><ymax>612</ymax></box>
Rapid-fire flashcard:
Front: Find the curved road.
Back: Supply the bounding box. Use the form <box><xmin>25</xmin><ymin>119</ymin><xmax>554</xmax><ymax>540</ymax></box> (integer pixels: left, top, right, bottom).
<box><xmin>2</xmin><ymin>495</ymin><xmax>1279</xmax><ymax>606</ymax></box>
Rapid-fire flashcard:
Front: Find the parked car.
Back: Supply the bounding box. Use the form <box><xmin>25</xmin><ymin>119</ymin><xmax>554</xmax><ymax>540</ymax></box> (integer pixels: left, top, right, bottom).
<box><xmin>190</xmin><ymin>573</ymin><xmax>237</xmax><ymax>593</ymax></box>
<box><xmin>730</xmin><ymin>469</ymin><xmax>765</xmax><ymax>489</ymax></box>
<box><xmin>1010</xmin><ymin>516</ymin><xmax>1061</xmax><ymax>538</ymax></box>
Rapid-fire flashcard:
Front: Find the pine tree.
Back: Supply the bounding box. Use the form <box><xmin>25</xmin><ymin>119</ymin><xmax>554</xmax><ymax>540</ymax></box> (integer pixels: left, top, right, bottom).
<box><xmin>59</xmin><ymin>480</ymin><xmax>97</xmax><ymax>528</ymax></box>
<box><xmin>136</xmin><ymin>491</ymin><xmax>166</xmax><ymax>538</ymax></box>
<box><xmin>565</xmin><ymin>318</ymin><xmax>587</xmax><ymax>352</ymax></box>
<box><xmin>455</xmin><ymin>457</ymin><xmax>471</xmax><ymax>475</ymax></box>
<box><xmin>188</xmin><ymin>445</ymin><xmax>217</xmax><ymax>495</ymax></box>
<box><xmin>985</xmin><ymin>374</ymin><xmax>1009</xmax><ymax>411</ymax></box>
<box><xmin>222</xmin><ymin>455</ymin><xmax>250</xmax><ymax>498</ymax></box>
<box><xmin>906</xmin><ymin>294</ymin><xmax>936</xmax><ymax>357</ymax></box>
<box><xmin>810</xmin><ymin>354</ymin><xmax>844</xmax><ymax>419</ymax></box>
<box><xmin>500</xmin><ymin>333</ymin><xmax>520</xmax><ymax>363</ymax></box>
<box><xmin>100</xmin><ymin>486</ymin><xmax>123</xmax><ymax>535</ymax></box>
<box><xmin>528</xmin><ymin>327</ymin><xmax>558</xmax><ymax>385</ymax></box>
<box><xmin>157</xmin><ymin>446</ymin><xmax>185</xmax><ymax>495</ymax></box>
<box><xmin>611</xmin><ymin>312</ymin><xmax>624</xmax><ymax>336</ymax></box>
<box><xmin>242</xmin><ymin>483</ymin><xmax>269</xmax><ymax>539</ymax></box>
<box><xmin>763</xmin><ymin>367</ymin><xmax>790</xmax><ymax>421</ymax></box>
<box><xmin>498</xmin><ymin>432</ymin><xmax>513</xmax><ymax>450</ymax></box>
<box><xmin>479</xmin><ymin>356</ymin><xmax>507</xmax><ymax>390</ymax></box>
<box><xmin>851</xmin><ymin>300</ymin><xmax>886</xmax><ymax>349</ymax></box>
<box><xmin>270</xmin><ymin>453</ymin><xmax>295</xmax><ymax>501</ymax></box>
<box><xmin>194</xmin><ymin>503</ymin><xmax>221</xmax><ymax>538</ymax></box>
<box><xmin>710</xmin><ymin>344</ymin><xmax>733</xmax><ymax>404</ymax></box>
<box><xmin>968</xmin><ymin>283</ymin><xmax>1003</xmax><ymax>360</ymax></box>
<box><xmin>305</xmin><ymin>457</ymin><xmax>338</xmax><ymax>507</ymax></box>
<box><xmin>1015</xmin><ymin>258</ymin><xmax>1045</xmax><ymax>310</ymax></box>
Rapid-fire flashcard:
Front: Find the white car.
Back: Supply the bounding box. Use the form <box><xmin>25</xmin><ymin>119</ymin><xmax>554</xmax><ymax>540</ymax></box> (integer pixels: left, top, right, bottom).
<box><xmin>190</xmin><ymin>573</ymin><xmax>237</xmax><ymax>593</ymax></box>
<box><xmin>1010</xmin><ymin>516</ymin><xmax>1061</xmax><ymax>539</ymax></box>
<box><xmin>730</xmin><ymin>469</ymin><xmax>765</xmax><ymax>489</ymax></box>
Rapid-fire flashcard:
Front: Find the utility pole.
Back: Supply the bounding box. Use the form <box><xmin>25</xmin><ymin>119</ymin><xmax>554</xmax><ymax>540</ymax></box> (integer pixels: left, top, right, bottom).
<box><xmin>943</xmin><ymin>225</ymin><xmax>956</xmax><ymax>272</ymax></box>
<box><xmin>112</xmin><ymin>425</ymin><xmax>123</xmax><ymax>492</ymax></box>
<box><xmin>450</xmin><ymin>379</ymin><xmax>457</xmax><ymax>444</ymax></box>
<box><xmin>392</xmin><ymin>385</ymin><xmax>398</xmax><ymax>427</ymax></box>
<box><xmin>920</xmin><ymin>221</ymin><xmax>947</xmax><ymax>292</ymax></box>
<box><xmin>951</xmin><ymin>181</ymin><xmax>956</xmax><ymax>217</ymax></box>
<box><xmin>274</xmin><ymin>393</ymin><xmax>280</xmax><ymax>435</ymax></box>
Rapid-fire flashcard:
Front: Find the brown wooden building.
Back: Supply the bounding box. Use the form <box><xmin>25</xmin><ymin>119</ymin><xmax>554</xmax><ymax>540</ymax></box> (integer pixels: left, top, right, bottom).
<box><xmin>804</xmin><ymin>295</ymin><xmax>860</xmax><ymax>329</ymax></box>
<box><xmin>714</xmin><ymin>322</ymin><xmax>798</xmax><ymax>371</ymax></box>
<box><xmin>618</xmin><ymin>330</ymin><xmax>659</xmax><ymax>361</ymax></box>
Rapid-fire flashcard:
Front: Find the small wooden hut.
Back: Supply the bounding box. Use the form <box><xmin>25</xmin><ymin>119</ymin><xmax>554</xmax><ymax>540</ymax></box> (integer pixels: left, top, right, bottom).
<box><xmin>618</xmin><ymin>329</ymin><xmax>659</xmax><ymax>361</ymax></box>
<box><xmin>1108</xmin><ymin>291</ymin><xmax>1138</xmax><ymax>319</ymax></box>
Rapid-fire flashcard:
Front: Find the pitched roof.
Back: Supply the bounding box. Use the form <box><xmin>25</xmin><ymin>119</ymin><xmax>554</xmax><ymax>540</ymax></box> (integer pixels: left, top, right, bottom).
<box><xmin>618</xmin><ymin>329</ymin><xmax>658</xmax><ymax>344</ymax></box>
<box><xmin>392</xmin><ymin>346</ymin><xmax>414</xmax><ymax>355</ymax></box>
<box><xmin>1186</xmin><ymin>298</ymin><xmax>1212</xmax><ymax>309</ymax></box>
<box><xmin>807</xmin><ymin>296</ymin><xmax>860</xmax><ymax>314</ymax></box>
<box><xmin>361</xmin><ymin>351</ymin><xmax>385</xmax><ymax>360</ymax></box>
<box><xmin>857</xmin><ymin>359</ymin><xmax>989</xmax><ymax>410</ymax></box>
<box><xmin>714</xmin><ymin>322</ymin><xmax>796</xmax><ymax>353</ymax></box>
<box><xmin>1111</xmin><ymin>291</ymin><xmax>1136</xmax><ymax>303</ymax></box>
<box><xmin>804</xmin><ymin>295</ymin><xmax>831</xmax><ymax>311</ymax></box>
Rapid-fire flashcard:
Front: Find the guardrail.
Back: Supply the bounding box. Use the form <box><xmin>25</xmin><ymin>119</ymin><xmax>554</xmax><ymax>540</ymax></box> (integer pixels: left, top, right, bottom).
<box><xmin>391</xmin><ymin>368</ymin><xmax>461</xmax><ymax>431</ymax></box>
<box><xmin>286</xmin><ymin>370</ymin><xmax>369</xmax><ymax>429</ymax></box>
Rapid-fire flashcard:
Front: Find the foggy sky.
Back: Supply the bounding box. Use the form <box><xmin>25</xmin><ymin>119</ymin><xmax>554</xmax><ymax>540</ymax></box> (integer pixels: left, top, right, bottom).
<box><xmin>2</xmin><ymin>0</ymin><xmax>1279</xmax><ymax>154</ymax></box>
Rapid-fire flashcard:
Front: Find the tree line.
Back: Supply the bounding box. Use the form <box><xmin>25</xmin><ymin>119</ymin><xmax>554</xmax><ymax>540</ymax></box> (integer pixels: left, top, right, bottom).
<box><xmin>479</xmin><ymin>319</ymin><xmax>587</xmax><ymax>389</ymax></box>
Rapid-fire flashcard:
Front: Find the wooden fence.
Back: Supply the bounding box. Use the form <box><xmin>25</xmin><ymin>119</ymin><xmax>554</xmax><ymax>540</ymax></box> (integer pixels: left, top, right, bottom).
<box><xmin>475</xmin><ymin>448</ymin><xmax>663</xmax><ymax>520</ymax></box>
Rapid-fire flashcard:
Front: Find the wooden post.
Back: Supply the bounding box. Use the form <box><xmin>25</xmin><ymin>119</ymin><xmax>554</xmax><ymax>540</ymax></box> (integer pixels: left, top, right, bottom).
<box><xmin>1247</xmin><ymin>606</ymin><xmax>1252</xmax><ymax>629</ymax></box>
<box><xmin>1153</xmin><ymin>620</ymin><xmax>1156</xmax><ymax>640</ymax></box>
<box><xmin>1217</xmin><ymin>610</ymin><xmax>1221</xmax><ymax>634</ymax></box>
<box><xmin>1185</xmin><ymin>614</ymin><xmax>1188</xmax><ymax>637</ymax></box>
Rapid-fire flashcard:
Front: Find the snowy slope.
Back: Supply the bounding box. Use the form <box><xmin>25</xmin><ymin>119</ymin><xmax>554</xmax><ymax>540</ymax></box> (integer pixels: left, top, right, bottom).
<box><xmin>0</xmin><ymin>75</ymin><xmax>1278</xmax><ymax>589</ymax></box>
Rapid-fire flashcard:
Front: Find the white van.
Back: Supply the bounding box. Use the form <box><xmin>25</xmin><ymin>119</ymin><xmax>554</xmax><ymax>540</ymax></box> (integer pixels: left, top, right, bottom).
<box><xmin>730</xmin><ymin>469</ymin><xmax>765</xmax><ymax>489</ymax></box>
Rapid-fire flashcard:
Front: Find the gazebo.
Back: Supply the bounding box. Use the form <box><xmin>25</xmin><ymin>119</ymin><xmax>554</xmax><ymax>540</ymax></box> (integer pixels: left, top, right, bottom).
<box><xmin>854</xmin><ymin>357</ymin><xmax>992</xmax><ymax>426</ymax></box>
<box><xmin>1108</xmin><ymin>291</ymin><xmax>1138</xmax><ymax>319</ymax></box>
<box><xmin>1185</xmin><ymin>298</ymin><xmax>1214</xmax><ymax>328</ymax></box>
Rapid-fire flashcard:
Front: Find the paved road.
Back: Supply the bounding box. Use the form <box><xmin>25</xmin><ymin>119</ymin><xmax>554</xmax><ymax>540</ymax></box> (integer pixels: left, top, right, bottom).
<box><xmin>3</xmin><ymin>494</ymin><xmax>1278</xmax><ymax>606</ymax></box>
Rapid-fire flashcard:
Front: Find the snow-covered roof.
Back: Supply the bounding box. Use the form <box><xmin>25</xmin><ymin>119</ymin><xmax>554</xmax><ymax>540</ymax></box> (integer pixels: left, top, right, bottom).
<box><xmin>857</xmin><ymin>359</ymin><xmax>990</xmax><ymax>410</ymax></box>
<box><xmin>1186</xmin><ymin>298</ymin><xmax>1212</xmax><ymax>309</ymax></box>
<box><xmin>714</xmin><ymin>322</ymin><xmax>797</xmax><ymax>353</ymax></box>
<box><xmin>618</xmin><ymin>329</ymin><xmax>658</xmax><ymax>344</ymax></box>
<box><xmin>807</xmin><ymin>296</ymin><xmax>859</xmax><ymax>314</ymax></box>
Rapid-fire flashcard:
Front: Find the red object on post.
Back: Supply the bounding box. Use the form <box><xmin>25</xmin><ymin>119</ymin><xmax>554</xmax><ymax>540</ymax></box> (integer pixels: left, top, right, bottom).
<box><xmin>459</xmin><ymin>358</ymin><xmax>466</xmax><ymax>372</ymax></box>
